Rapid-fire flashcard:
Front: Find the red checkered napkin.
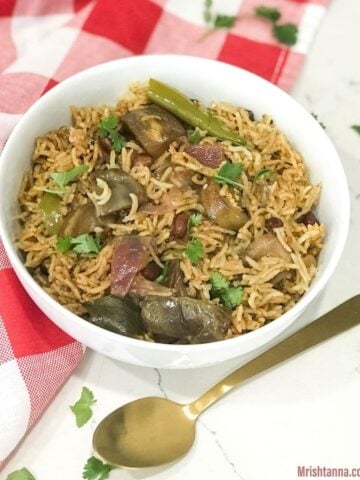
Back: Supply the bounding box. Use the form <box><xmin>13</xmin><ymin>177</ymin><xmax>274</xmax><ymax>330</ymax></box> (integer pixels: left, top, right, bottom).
<box><xmin>0</xmin><ymin>0</ymin><xmax>328</xmax><ymax>467</ymax></box>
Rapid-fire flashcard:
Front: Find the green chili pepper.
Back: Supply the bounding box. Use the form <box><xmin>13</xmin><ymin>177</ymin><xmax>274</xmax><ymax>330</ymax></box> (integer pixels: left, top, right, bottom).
<box><xmin>39</xmin><ymin>192</ymin><xmax>63</xmax><ymax>235</ymax></box>
<box><xmin>147</xmin><ymin>79</ymin><xmax>251</xmax><ymax>147</ymax></box>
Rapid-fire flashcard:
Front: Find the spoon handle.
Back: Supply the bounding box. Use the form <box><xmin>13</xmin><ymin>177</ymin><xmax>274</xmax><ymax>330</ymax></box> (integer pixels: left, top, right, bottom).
<box><xmin>187</xmin><ymin>295</ymin><xmax>360</xmax><ymax>418</ymax></box>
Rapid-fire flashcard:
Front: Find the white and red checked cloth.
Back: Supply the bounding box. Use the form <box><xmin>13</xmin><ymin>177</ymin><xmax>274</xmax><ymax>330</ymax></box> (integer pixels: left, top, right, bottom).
<box><xmin>0</xmin><ymin>0</ymin><xmax>329</xmax><ymax>468</ymax></box>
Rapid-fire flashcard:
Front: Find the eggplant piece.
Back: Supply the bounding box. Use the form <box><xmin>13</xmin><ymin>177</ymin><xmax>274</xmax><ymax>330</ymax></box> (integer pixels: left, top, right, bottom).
<box><xmin>98</xmin><ymin>136</ymin><xmax>112</xmax><ymax>161</ymax></box>
<box><xmin>90</xmin><ymin>169</ymin><xmax>147</xmax><ymax>217</ymax></box>
<box><xmin>246</xmin><ymin>233</ymin><xmax>291</xmax><ymax>261</ymax></box>
<box><xmin>141</xmin><ymin>296</ymin><xmax>231</xmax><ymax>344</ymax></box>
<box><xmin>166</xmin><ymin>260</ymin><xmax>187</xmax><ymax>296</ymax></box>
<box><xmin>84</xmin><ymin>295</ymin><xmax>143</xmax><ymax>338</ymax></box>
<box><xmin>122</xmin><ymin>105</ymin><xmax>185</xmax><ymax>158</ymax></box>
<box><xmin>60</xmin><ymin>203</ymin><xmax>100</xmax><ymax>237</ymax></box>
<box><xmin>200</xmin><ymin>182</ymin><xmax>248</xmax><ymax>231</ymax></box>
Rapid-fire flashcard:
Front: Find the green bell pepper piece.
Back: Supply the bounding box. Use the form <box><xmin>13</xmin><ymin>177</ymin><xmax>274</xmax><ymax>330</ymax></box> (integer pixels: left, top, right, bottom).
<box><xmin>147</xmin><ymin>78</ymin><xmax>250</xmax><ymax>147</ymax></box>
<box><xmin>39</xmin><ymin>192</ymin><xmax>63</xmax><ymax>235</ymax></box>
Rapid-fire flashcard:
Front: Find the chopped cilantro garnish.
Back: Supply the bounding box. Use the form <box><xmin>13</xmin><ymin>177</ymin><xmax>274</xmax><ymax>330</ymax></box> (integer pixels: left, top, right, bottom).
<box><xmin>210</xmin><ymin>272</ymin><xmax>243</xmax><ymax>309</ymax></box>
<box><xmin>254</xmin><ymin>6</ymin><xmax>297</xmax><ymax>46</ymax></box>
<box><xmin>156</xmin><ymin>261</ymin><xmax>170</xmax><ymax>284</ymax></box>
<box><xmin>50</xmin><ymin>165</ymin><xmax>87</xmax><ymax>187</ymax></box>
<box><xmin>185</xmin><ymin>238</ymin><xmax>204</xmax><ymax>265</ymax></box>
<box><xmin>6</xmin><ymin>468</ymin><xmax>36</xmax><ymax>480</ymax></box>
<box><xmin>188</xmin><ymin>213</ymin><xmax>203</xmax><ymax>233</ymax></box>
<box><xmin>272</xmin><ymin>23</ymin><xmax>298</xmax><ymax>46</ymax></box>
<box><xmin>188</xmin><ymin>128</ymin><xmax>202</xmax><ymax>144</ymax></box>
<box><xmin>210</xmin><ymin>271</ymin><xmax>228</xmax><ymax>291</ymax></box>
<box><xmin>351</xmin><ymin>125</ymin><xmax>360</xmax><ymax>135</ymax></box>
<box><xmin>57</xmin><ymin>234</ymin><xmax>100</xmax><ymax>254</ymax></box>
<box><xmin>57</xmin><ymin>236</ymin><xmax>72</xmax><ymax>253</ymax></box>
<box><xmin>214</xmin><ymin>161</ymin><xmax>244</xmax><ymax>188</ymax></box>
<box><xmin>214</xmin><ymin>15</ymin><xmax>237</xmax><ymax>28</ymax></box>
<box><xmin>203</xmin><ymin>0</ymin><xmax>236</xmax><ymax>30</ymax></box>
<box><xmin>82</xmin><ymin>457</ymin><xmax>114</xmax><ymax>480</ymax></box>
<box><xmin>70</xmin><ymin>386</ymin><xmax>96</xmax><ymax>428</ymax></box>
<box><xmin>99</xmin><ymin>115</ymin><xmax>126</xmax><ymax>153</ymax></box>
<box><xmin>254</xmin><ymin>168</ymin><xmax>272</xmax><ymax>181</ymax></box>
<box><xmin>204</xmin><ymin>0</ymin><xmax>213</xmax><ymax>25</ymax></box>
<box><xmin>254</xmin><ymin>6</ymin><xmax>281</xmax><ymax>22</ymax></box>
<box><xmin>99</xmin><ymin>116</ymin><xmax>118</xmax><ymax>133</ymax></box>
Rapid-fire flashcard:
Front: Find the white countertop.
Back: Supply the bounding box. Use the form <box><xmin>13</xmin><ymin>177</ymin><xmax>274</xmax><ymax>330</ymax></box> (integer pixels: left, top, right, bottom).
<box><xmin>3</xmin><ymin>1</ymin><xmax>360</xmax><ymax>478</ymax></box>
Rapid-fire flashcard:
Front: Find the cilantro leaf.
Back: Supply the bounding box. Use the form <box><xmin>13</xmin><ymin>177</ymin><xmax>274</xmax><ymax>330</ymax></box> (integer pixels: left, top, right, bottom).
<box><xmin>57</xmin><ymin>234</ymin><xmax>100</xmax><ymax>255</ymax></box>
<box><xmin>221</xmin><ymin>286</ymin><xmax>243</xmax><ymax>309</ymax></box>
<box><xmin>108</xmin><ymin>129</ymin><xmax>126</xmax><ymax>152</ymax></box>
<box><xmin>71</xmin><ymin>234</ymin><xmax>100</xmax><ymax>254</ymax></box>
<box><xmin>185</xmin><ymin>238</ymin><xmax>204</xmax><ymax>265</ymax></box>
<box><xmin>50</xmin><ymin>165</ymin><xmax>88</xmax><ymax>187</ymax></box>
<box><xmin>188</xmin><ymin>212</ymin><xmax>203</xmax><ymax>233</ymax></box>
<box><xmin>203</xmin><ymin>0</ymin><xmax>236</xmax><ymax>31</ymax></box>
<box><xmin>254</xmin><ymin>6</ymin><xmax>281</xmax><ymax>22</ymax></box>
<box><xmin>311</xmin><ymin>113</ymin><xmax>326</xmax><ymax>129</ymax></box>
<box><xmin>214</xmin><ymin>15</ymin><xmax>237</xmax><ymax>29</ymax></box>
<box><xmin>99</xmin><ymin>116</ymin><xmax>118</xmax><ymax>132</ymax></box>
<box><xmin>214</xmin><ymin>161</ymin><xmax>244</xmax><ymax>188</ymax></box>
<box><xmin>156</xmin><ymin>261</ymin><xmax>170</xmax><ymax>284</ymax></box>
<box><xmin>351</xmin><ymin>125</ymin><xmax>360</xmax><ymax>135</ymax></box>
<box><xmin>57</xmin><ymin>236</ymin><xmax>72</xmax><ymax>253</ymax></box>
<box><xmin>272</xmin><ymin>23</ymin><xmax>298</xmax><ymax>46</ymax></box>
<box><xmin>6</xmin><ymin>468</ymin><xmax>36</xmax><ymax>480</ymax></box>
<box><xmin>82</xmin><ymin>457</ymin><xmax>114</xmax><ymax>480</ymax></box>
<box><xmin>204</xmin><ymin>0</ymin><xmax>213</xmax><ymax>24</ymax></box>
<box><xmin>210</xmin><ymin>272</ymin><xmax>243</xmax><ymax>309</ymax></box>
<box><xmin>70</xmin><ymin>386</ymin><xmax>96</xmax><ymax>428</ymax></box>
<box><xmin>99</xmin><ymin>116</ymin><xmax>126</xmax><ymax>153</ymax></box>
<box><xmin>254</xmin><ymin>168</ymin><xmax>272</xmax><ymax>181</ymax></box>
<box><xmin>188</xmin><ymin>128</ymin><xmax>202</xmax><ymax>144</ymax></box>
<box><xmin>210</xmin><ymin>271</ymin><xmax>229</xmax><ymax>291</ymax></box>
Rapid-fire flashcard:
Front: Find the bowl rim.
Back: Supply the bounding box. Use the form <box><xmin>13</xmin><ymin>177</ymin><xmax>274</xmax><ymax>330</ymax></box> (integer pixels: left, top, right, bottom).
<box><xmin>0</xmin><ymin>54</ymin><xmax>350</xmax><ymax>354</ymax></box>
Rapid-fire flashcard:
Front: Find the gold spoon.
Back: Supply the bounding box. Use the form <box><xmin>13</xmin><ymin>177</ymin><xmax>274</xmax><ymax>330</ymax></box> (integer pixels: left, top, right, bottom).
<box><xmin>93</xmin><ymin>295</ymin><xmax>360</xmax><ymax>468</ymax></box>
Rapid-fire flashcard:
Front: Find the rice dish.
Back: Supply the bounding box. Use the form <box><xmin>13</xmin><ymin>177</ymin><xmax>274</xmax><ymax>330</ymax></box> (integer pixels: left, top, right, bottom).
<box><xmin>16</xmin><ymin>79</ymin><xmax>324</xmax><ymax>344</ymax></box>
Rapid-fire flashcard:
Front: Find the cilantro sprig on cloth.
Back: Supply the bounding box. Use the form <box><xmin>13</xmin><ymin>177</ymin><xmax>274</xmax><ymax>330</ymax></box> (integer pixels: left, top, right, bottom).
<box><xmin>202</xmin><ymin>2</ymin><xmax>298</xmax><ymax>46</ymax></box>
<box><xmin>254</xmin><ymin>6</ymin><xmax>281</xmax><ymax>22</ymax></box>
<box><xmin>254</xmin><ymin>5</ymin><xmax>298</xmax><ymax>46</ymax></box>
<box><xmin>203</xmin><ymin>0</ymin><xmax>237</xmax><ymax>30</ymax></box>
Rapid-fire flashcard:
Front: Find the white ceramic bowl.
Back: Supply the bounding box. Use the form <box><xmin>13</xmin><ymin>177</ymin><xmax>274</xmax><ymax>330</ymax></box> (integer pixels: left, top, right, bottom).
<box><xmin>0</xmin><ymin>55</ymin><xmax>349</xmax><ymax>368</ymax></box>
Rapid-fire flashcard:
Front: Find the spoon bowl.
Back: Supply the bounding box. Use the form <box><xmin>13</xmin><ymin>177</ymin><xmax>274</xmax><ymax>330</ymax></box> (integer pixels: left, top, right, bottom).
<box><xmin>93</xmin><ymin>397</ymin><xmax>195</xmax><ymax>468</ymax></box>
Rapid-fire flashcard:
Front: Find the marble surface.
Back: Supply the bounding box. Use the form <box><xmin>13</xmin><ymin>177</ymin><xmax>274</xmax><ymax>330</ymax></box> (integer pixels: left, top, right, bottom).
<box><xmin>3</xmin><ymin>1</ymin><xmax>360</xmax><ymax>478</ymax></box>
